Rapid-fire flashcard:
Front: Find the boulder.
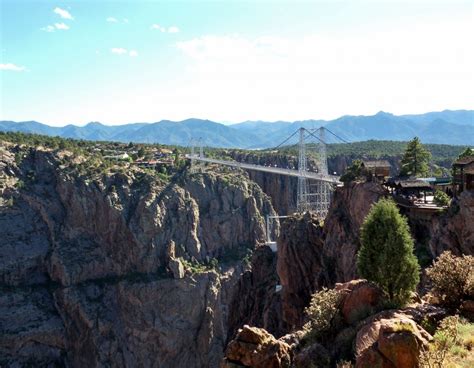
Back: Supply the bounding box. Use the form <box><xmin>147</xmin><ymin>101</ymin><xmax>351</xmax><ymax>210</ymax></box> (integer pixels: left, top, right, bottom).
<box><xmin>168</xmin><ymin>257</ymin><xmax>185</xmax><ymax>279</ymax></box>
<box><xmin>293</xmin><ymin>343</ymin><xmax>330</xmax><ymax>368</ymax></box>
<box><xmin>355</xmin><ymin>311</ymin><xmax>432</xmax><ymax>368</ymax></box>
<box><xmin>222</xmin><ymin>325</ymin><xmax>291</xmax><ymax>368</ymax></box>
<box><xmin>335</xmin><ymin>279</ymin><xmax>384</xmax><ymax>325</ymax></box>
<box><xmin>461</xmin><ymin>300</ymin><xmax>474</xmax><ymax>321</ymax></box>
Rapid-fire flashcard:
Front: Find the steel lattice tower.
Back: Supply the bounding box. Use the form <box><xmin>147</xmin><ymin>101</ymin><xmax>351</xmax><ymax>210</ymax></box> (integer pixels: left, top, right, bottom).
<box><xmin>314</xmin><ymin>127</ymin><xmax>332</xmax><ymax>219</ymax></box>
<box><xmin>190</xmin><ymin>138</ymin><xmax>204</xmax><ymax>173</ymax></box>
<box><xmin>297</xmin><ymin>128</ymin><xmax>310</xmax><ymax>212</ymax></box>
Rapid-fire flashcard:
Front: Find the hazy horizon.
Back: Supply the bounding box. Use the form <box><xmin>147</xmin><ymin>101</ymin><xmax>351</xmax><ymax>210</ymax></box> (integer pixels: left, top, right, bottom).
<box><xmin>1</xmin><ymin>108</ymin><xmax>473</xmax><ymax>128</ymax></box>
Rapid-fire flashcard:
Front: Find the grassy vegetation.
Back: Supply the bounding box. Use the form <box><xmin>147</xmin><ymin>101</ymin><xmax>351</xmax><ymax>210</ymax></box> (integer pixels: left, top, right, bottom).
<box><xmin>421</xmin><ymin>316</ymin><xmax>474</xmax><ymax>368</ymax></box>
<box><xmin>0</xmin><ymin>131</ymin><xmax>187</xmax><ymax>185</ymax></box>
<box><xmin>180</xmin><ymin>257</ymin><xmax>218</xmax><ymax>273</ymax></box>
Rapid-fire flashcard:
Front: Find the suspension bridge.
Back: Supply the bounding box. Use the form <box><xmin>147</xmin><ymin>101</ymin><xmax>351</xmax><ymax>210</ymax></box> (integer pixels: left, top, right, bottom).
<box><xmin>186</xmin><ymin>126</ymin><xmax>348</xmax><ymax>218</ymax></box>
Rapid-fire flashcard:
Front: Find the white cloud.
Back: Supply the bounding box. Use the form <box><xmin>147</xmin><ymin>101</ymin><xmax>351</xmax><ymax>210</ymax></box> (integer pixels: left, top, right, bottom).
<box><xmin>111</xmin><ymin>48</ymin><xmax>128</xmax><ymax>55</ymax></box>
<box><xmin>110</xmin><ymin>48</ymin><xmax>137</xmax><ymax>57</ymax></box>
<box><xmin>151</xmin><ymin>24</ymin><xmax>166</xmax><ymax>32</ymax></box>
<box><xmin>106</xmin><ymin>17</ymin><xmax>118</xmax><ymax>23</ymax></box>
<box><xmin>54</xmin><ymin>23</ymin><xmax>69</xmax><ymax>30</ymax></box>
<box><xmin>171</xmin><ymin>16</ymin><xmax>473</xmax><ymax>121</ymax></box>
<box><xmin>0</xmin><ymin>63</ymin><xmax>26</xmax><ymax>72</ymax></box>
<box><xmin>54</xmin><ymin>7</ymin><xmax>73</xmax><ymax>20</ymax></box>
<box><xmin>41</xmin><ymin>23</ymin><xmax>70</xmax><ymax>32</ymax></box>
<box><xmin>123</xmin><ymin>18</ymin><xmax>129</xmax><ymax>24</ymax></box>
<box><xmin>151</xmin><ymin>24</ymin><xmax>179</xmax><ymax>33</ymax></box>
<box><xmin>41</xmin><ymin>25</ymin><xmax>56</xmax><ymax>32</ymax></box>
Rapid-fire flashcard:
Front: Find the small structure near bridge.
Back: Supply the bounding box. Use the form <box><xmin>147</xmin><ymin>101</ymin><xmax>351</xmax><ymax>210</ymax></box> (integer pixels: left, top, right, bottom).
<box><xmin>361</xmin><ymin>160</ymin><xmax>391</xmax><ymax>182</ymax></box>
<box><xmin>452</xmin><ymin>155</ymin><xmax>474</xmax><ymax>195</ymax></box>
<box><xmin>387</xmin><ymin>178</ymin><xmax>433</xmax><ymax>205</ymax></box>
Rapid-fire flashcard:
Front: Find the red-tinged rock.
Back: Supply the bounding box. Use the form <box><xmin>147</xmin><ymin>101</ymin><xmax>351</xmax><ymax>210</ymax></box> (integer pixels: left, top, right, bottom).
<box><xmin>355</xmin><ymin>311</ymin><xmax>432</xmax><ymax>368</ymax></box>
<box><xmin>337</xmin><ymin>279</ymin><xmax>384</xmax><ymax>325</ymax></box>
<box><xmin>356</xmin><ymin>347</ymin><xmax>395</xmax><ymax>368</ymax></box>
<box><xmin>292</xmin><ymin>342</ymin><xmax>330</xmax><ymax>368</ymax></box>
<box><xmin>222</xmin><ymin>325</ymin><xmax>291</xmax><ymax>368</ymax></box>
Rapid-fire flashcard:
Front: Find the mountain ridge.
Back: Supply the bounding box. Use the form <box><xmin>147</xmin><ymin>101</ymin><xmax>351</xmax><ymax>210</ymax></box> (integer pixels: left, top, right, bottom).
<box><xmin>1</xmin><ymin>110</ymin><xmax>473</xmax><ymax>147</ymax></box>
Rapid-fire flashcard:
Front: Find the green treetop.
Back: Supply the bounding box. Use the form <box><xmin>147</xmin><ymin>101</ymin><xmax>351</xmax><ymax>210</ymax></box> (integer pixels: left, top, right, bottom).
<box><xmin>456</xmin><ymin>147</ymin><xmax>474</xmax><ymax>160</ymax></box>
<box><xmin>357</xmin><ymin>198</ymin><xmax>420</xmax><ymax>305</ymax></box>
<box><xmin>399</xmin><ymin>137</ymin><xmax>431</xmax><ymax>177</ymax></box>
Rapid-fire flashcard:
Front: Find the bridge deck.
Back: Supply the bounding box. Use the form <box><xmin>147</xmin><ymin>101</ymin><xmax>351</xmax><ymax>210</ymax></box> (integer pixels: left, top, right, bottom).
<box><xmin>185</xmin><ymin>155</ymin><xmax>341</xmax><ymax>184</ymax></box>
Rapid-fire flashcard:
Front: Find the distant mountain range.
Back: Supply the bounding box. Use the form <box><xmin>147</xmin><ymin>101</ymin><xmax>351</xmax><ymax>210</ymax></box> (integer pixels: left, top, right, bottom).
<box><xmin>1</xmin><ymin>110</ymin><xmax>473</xmax><ymax>148</ymax></box>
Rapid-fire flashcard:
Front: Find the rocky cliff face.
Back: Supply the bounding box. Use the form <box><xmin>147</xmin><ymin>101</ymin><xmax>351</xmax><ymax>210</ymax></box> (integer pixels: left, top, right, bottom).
<box><xmin>427</xmin><ymin>190</ymin><xmax>474</xmax><ymax>257</ymax></box>
<box><xmin>226</xmin><ymin>246</ymin><xmax>285</xmax><ymax>339</ymax></box>
<box><xmin>273</xmin><ymin>182</ymin><xmax>387</xmax><ymax>331</ymax></box>
<box><xmin>322</xmin><ymin>182</ymin><xmax>388</xmax><ymax>283</ymax></box>
<box><xmin>277</xmin><ymin>213</ymin><xmax>327</xmax><ymax>330</ymax></box>
<box><xmin>0</xmin><ymin>144</ymin><xmax>275</xmax><ymax>367</ymax></box>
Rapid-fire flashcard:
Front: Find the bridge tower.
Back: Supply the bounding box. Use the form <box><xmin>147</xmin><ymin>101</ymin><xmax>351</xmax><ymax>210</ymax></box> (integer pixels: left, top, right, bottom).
<box><xmin>190</xmin><ymin>138</ymin><xmax>204</xmax><ymax>173</ymax></box>
<box><xmin>314</xmin><ymin>127</ymin><xmax>332</xmax><ymax>219</ymax></box>
<box><xmin>297</xmin><ymin>127</ymin><xmax>310</xmax><ymax>212</ymax></box>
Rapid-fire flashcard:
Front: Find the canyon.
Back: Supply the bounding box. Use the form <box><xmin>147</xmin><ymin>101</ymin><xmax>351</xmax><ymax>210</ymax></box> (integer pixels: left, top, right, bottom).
<box><xmin>0</xmin><ymin>140</ymin><xmax>472</xmax><ymax>367</ymax></box>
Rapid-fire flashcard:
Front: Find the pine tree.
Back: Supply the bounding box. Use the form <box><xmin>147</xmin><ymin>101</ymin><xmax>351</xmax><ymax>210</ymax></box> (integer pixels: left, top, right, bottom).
<box><xmin>456</xmin><ymin>147</ymin><xmax>473</xmax><ymax>160</ymax></box>
<box><xmin>399</xmin><ymin>137</ymin><xmax>431</xmax><ymax>177</ymax></box>
<box><xmin>357</xmin><ymin>198</ymin><xmax>420</xmax><ymax>304</ymax></box>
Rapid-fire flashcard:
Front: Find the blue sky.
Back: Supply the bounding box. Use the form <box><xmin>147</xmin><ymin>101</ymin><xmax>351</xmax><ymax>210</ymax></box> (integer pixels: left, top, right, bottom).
<box><xmin>1</xmin><ymin>0</ymin><xmax>473</xmax><ymax>126</ymax></box>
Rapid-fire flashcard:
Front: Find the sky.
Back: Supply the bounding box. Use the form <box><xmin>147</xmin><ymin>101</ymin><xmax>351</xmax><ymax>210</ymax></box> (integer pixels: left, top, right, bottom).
<box><xmin>0</xmin><ymin>0</ymin><xmax>473</xmax><ymax>126</ymax></box>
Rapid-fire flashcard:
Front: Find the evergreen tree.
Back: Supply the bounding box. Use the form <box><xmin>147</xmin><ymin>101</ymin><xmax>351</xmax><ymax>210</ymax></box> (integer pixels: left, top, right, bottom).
<box><xmin>357</xmin><ymin>198</ymin><xmax>420</xmax><ymax>304</ymax></box>
<box><xmin>399</xmin><ymin>137</ymin><xmax>431</xmax><ymax>177</ymax></box>
<box><xmin>340</xmin><ymin>159</ymin><xmax>364</xmax><ymax>184</ymax></box>
<box><xmin>456</xmin><ymin>147</ymin><xmax>473</xmax><ymax>160</ymax></box>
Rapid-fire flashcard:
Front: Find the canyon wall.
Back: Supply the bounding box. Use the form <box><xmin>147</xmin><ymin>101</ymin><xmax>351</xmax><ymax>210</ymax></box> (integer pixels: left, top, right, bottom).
<box><xmin>0</xmin><ymin>145</ymin><xmax>275</xmax><ymax>367</ymax></box>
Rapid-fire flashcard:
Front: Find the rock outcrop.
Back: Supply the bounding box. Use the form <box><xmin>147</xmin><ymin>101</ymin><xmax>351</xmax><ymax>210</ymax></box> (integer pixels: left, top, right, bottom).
<box><xmin>335</xmin><ymin>279</ymin><xmax>385</xmax><ymax>325</ymax></box>
<box><xmin>427</xmin><ymin>190</ymin><xmax>474</xmax><ymax>257</ymax></box>
<box><xmin>221</xmin><ymin>325</ymin><xmax>291</xmax><ymax>368</ymax></box>
<box><xmin>222</xmin><ymin>280</ymin><xmax>438</xmax><ymax>368</ymax></box>
<box><xmin>355</xmin><ymin>311</ymin><xmax>433</xmax><ymax>368</ymax></box>
<box><xmin>227</xmin><ymin>246</ymin><xmax>284</xmax><ymax>339</ymax></box>
<box><xmin>323</xmin><ymin>181</ymin><xmax>388</xmax><ymax>283</ymax></box>
<box><xmin>274</xmin><ymin>182</ymin><xmax>386</xmax><ymax>332</ymax></box>
<box><xmin>277</xmin><ymin>213</ymin><xmax>327</xmax><ymax>330</ymax></box>
<box><xmin>0</xmin><ymin>144</ymin><xmax>275</xmax><ymax>367</ymax></box>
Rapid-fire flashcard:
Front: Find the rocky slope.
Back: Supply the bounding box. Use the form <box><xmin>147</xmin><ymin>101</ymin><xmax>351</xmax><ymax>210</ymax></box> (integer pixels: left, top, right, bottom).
<box><xmin>2</xmin><ymin>139</ymin><xmax>473</xmax><ymax>367</ymax></box>
<box><xmin>0</xmin><ymin>143</ymin><xmax>276</xmax><ymax>367</ymax></box>
<box><xmin>274</xmin><ymin>182</ymin><xmax>387</xmax><ymax>331</ymax></box>
<box><xmin>427</xmin><ymin>190</ymin><xmax>474</xmax><ymax>257</ymax></box>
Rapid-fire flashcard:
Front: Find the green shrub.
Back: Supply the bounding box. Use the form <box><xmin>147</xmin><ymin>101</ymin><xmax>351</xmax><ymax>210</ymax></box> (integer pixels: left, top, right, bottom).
<box><xmin>15</xmin><ymin>180</ymin><xmax>25</xmax><ymax>190</ymax></box>
<box><xmin>303</xmin><ymin>288</ymin><xmax>342</xmax><ymax>343</ymax></box>
<box><xmin>357</xmin><ymin>198</ymin><xmax>420</xmax><ymax>305</ymax></box>
<box><xmin>433</xmin><ymin>190</ymin><xmax>451</xmax><ymax>207</ymax></box>
<box><xmin>420</xmin><ymin>315</ymin><xmax>459</xmax><ymax>368</ymax></box>
<box><xmin>426</xmin><ymin>251</ymin><xmax>474</xmax><ymax>308</ymax></box>
<box><xmin>340</xmin><ymin>159</ymin><xmax>364</xmax><ymax>184</ymax></box>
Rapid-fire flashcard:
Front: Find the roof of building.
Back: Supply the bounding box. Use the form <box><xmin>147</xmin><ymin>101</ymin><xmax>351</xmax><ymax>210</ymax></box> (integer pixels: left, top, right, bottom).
<box><xmin>396</xmin><ymin>180</ymin><xmax>432</xmax><ymax>189</ymax></box>
<box><xmin>453</xmin><ymin>155</ymin><xmax>474</xmax><ymax>166</ymax></box>
<box><xmin>387</xmin><ymin>178</ymin><xmax>432</xmax><ymax>189</ymax></box>
<box><xmin>159</xmin><ymin>148</ymin><xmax>174</xmax><ymax>154</ymax></box>
<box><xmin>362</xmin><ymin>160</ymin><xmax>391</xmax><ymax>168</ymax></box>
